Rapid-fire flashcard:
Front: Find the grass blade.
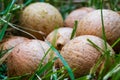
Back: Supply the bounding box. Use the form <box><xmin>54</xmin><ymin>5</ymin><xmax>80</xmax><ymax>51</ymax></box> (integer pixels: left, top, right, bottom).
<box><xmin>46</xmin><ymin>41</ymin><xmax>75</xmax><ymax>80</ymax></box>
<box><xmin>87</xmin><ymin>39</ymin><xmax>104</xmax><ymax>53</ymax></box>
<box><xmin>100</xmin><ymin>0</ymin><xmax>107</xmax><ymax>51</ymax></box>
<box><xmin>0</xmin><ymin>14</ymin><xmax>11</xmax><ymax>41</ymax></box>
<box><xmin>70</xmin><ymin>21</ymin><xmax>78</xmax><ymax>40</ymax></box>
<box><xmin>111</xmin><ymin>38</ymin><xmax>120</xmax><ymax>48</ymax></box>
<box><xmin>75</xmin><ymin>75</ymin><xmax>88</xmax><ymax>80</ymax></box>
<box><xmin>7</xmin><ymin>73</ymin><xmax>30</xmax><ymax>80</ymax></box>
<box><xmin>103</xmin><ymin>64</ymin><xmax>120</xmax><ymax>80</ymax></box>
<box><xmin>51</xmin><ymin>66</ymin><xmax>57</xmax><ymax>80</ymax></box>
<box><xmin>0</xmin><ymin>18</ymin><xmax>37</xmax><ymax>39</ymax></box>
<box><xmin>23</xmin><ymin>0</ymin><xmax>33</xmax><ymax>7</ymax></box>
<box><xmin>42</xmin><ymin>67</ymin><xmax>66</xmax><ymax>79</ymax></box>
<box><xmin>50</xmin><ymin>28</ymin><xmax>58</xmax><ymax>47</ymax></box>
<box><xmin>39</xmin><ymin>0</ymin><xmax>45</xmax><ymax>2</ymax></box>
<box><xmin>36</xmin><ymin>61</ymin><xmax>54</xmax><ymax>76</ymax></box>
<box><xmin>28</xmin><ymin>47</ymin><xmax>54</xmax><ymax>80</ymax></box>
<box><xmin>29</xmin><ymin>57</ymin><xmax>57</xmax><ymax>80</ymax></box>
<box><xmin>0</xmin><ymin>0</ymin><xmax>16</xmax><ymax>15</ymax></box>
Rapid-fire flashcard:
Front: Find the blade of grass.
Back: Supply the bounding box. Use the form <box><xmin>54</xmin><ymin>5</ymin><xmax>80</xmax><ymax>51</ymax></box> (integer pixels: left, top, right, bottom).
<box><xmin>3</xmin><ymin>0</ymin><xmax>10</xmax><ymax>9</ymax></box>
<box><xmin>108</xmin><ymin>0</ymin><xmax>114</xmax><ymax>10</ymax></box>
<box><xmin>97</xmin><ymin>1</ymin><xmax>113</xmax><ymax>79</ymax></box>
<box><xmin>111</xmin><ymin>38</ymin><xmax>120</xmax><ymax>48</ymax></box>
<box><xmin>87</xmin><ymin>39</ymin><xmax>104</xmax><ymax>53</ymax></box>
<box><xmin>0</xmin><ymin>18</ymin><xmax>37</xmax><ymax>39</ymax></box>
<box><xmin>75</xmin><ymin>75</ymin><xmax>88</xmax><ymax>80</ymax></box>
<box><xmin>88</xmin><ymin>0</ymin><xmax>93</xmax><ymax>7</ymax></box>
<box><xmin>111</xmin><ymin>70</ymin><xmax>120</xmax><ymax>80</ymax></box>
<box><xmin>100</xmin><ymin>0</ymin><xmax>107</xmax><ymax>51</ymax></box>
<box><xmin>35</xmin><ymin>74</ymin><xmax>42</xmax><ymax>80</ymax></box>
<box><xmin>11</xmin><ymin>4</ymin><xmax>23</xmax><ymax>11</ymax></box>
<box><xmin>89</xmin><ymin>55</ymin><xmax>104</xmax><ymax>76</ymax></box>
<box><xmin>29</xmin><ymin>57</ymin><xmax>57</xmax><ymax>80</ymax></box>
<box><xmin>13</xmin><ymin>24</ymin><xmax>45</xmax><ymax>36</ymax></box>
<box><xmin>0</xmin><ymin>0</ymin><xmax>16</xmax><ymax>15</ymax></box>
<box><xmin>57</xmin><ymin>74</ymin><xmax>66</xmax><ymax>80</ymax></box>
<box><xmin>87</xmin><ymin>39</ymin><xmax>105</xmax><ymax>79</ymax></box>
<box><xmin>42</xmin><ymin>67</ymin><xmax>66</xmax><ymax>79</ymax></box>
<box><xmin>7</xmin><ymin>73</ymin><xmax>30</xmax><ymax>80</ymax></box>
<box><xmin>0</xmin><ymin>13</ymin><xmax>11</xmax><ymax>41</ymax></box>
<box><xmin>51</xmin><ymin>28</ymin><xmax>58</xmax><ymax>47</ymax></box>
<box><xmin>103</xmin><ymin>63</ymin><xmax>120</xmax><ymax>80</ymax></box>
<box><xmin>0</xmin><ymin>46</ymin><xmax>13</xmax><ymax>65</ymax></box>
<box><xmin>36</xmin><ymin>61</ymin><xmax>54</xmax><ymax>76</ymax></box>
<box><xmin>23</xmin><ymin>0</ymin><xmax>33</xmax><ymax>7</ymax></box>
<box><xmin>36</xmin><ymin>47</ymin><xmax>53</xmax><ymax>69</ymax></box>
<box><xmin>46</xmin><ymin>41</ymin><xmax>75</xmax><ymax>80</ymax></box>
<box><xmin>39</xmin><ymin>0</ymin><xmax>44</xmax><ymax>2</ymax></box>
<box><xmin>70</xmin><ymin>21</ymin><xmax>78</xmax><ymax>40</ymax></box>
<box><xmin>12</xmin><ymin>0</ymin><xmax>33</xmax><ymax>11</ymax></box>
<box><xmin>0</xmin><ymin>65</ymin><xmax>7</xmax><ymax>80</ymax></box>
<box><xmin>114</xmin><ymin>0</ymin><xmax>119</xmax><ymax>11</ymax></box>
<box><xmin>51</xmin><ymin>66</ymin><xmax>57</xmax><ymax>80</ymax></box>
<box><xmin>29</xmin><ymin>46</ymin><xmax>56</xmax><ymax>80</ymax></box>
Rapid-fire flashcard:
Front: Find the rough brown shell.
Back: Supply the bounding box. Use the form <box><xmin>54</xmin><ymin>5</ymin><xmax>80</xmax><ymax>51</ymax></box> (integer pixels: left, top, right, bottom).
<box><xmin>46</xmin><ymin>27</ymin><xmax>73</xmax><ymax>50</ymax></box>
<box><xmin>0</xmin><ymin>36</ymin><xmax>30</xmax><ymax>64</ymax></box>
<box><xmin>7</xmin><ymin>40</ymin><xmax>50</xmax><ymax>78</ymax></box>
<box><xmin>1</xmin><ymin>36</ymin><xmax>29</xmax><ymax>50</ymax></box>
<box><xmin>58</xmin><ymin>35</ymin><xmax>114</xmax><ymax>78</ymax></box>
<box><xmin>76</xmin><ymin>9</ymin><xmax>120</xmax><ymax>52</ymax></box>
<box><xmin>19</xmin><ymin>2</ymin><xmax>63</xmax><ymax>39</ymax></box>
<box><xmin>76</xmin><ymin>9</ymin><xmax>120</xmax><ymax>44</ymax></box>
<box><xmin>64</xmin><ymin>7</ymin><xmax>95</xmax><ymax>28</ymax></box>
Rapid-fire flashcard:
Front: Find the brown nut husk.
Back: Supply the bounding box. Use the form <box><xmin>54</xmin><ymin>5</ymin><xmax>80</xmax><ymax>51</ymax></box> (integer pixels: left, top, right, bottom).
<box><xmin>46</xmin><ymin>27</ymin><xmax>73</xmax><ymax>50</ymax></box>
<box><xmin>64</xmin><ymin>7</ymin><xmax>95</xmax><ymax>28</ymax></box>
<box><xmin>19</xmin><ymin>2</ymin><xmax>63</xmax><ymax>39</ymax></box>
<box><xmin>76</xmin><ymin>9</ymin><xmax>120</xmax><ymax>52</ymax></box>
<box><xmin>7</xmin><ymin>40</ymin><xmax>50</xmax><ymax>79</ymax></box>
<box><xmin>0</xmin><ymin>36</ymin><xmax>29</xmax><ymax>64</ymax></box>
<box><xmin>58</xmin><ymin>35</ymin><xmax>114</xmax><ymax>78</ymax></box>
<box><xmin>1</xmin><ymin>36</ymin><xmax>29</xmax><ymax>50</ymax></box>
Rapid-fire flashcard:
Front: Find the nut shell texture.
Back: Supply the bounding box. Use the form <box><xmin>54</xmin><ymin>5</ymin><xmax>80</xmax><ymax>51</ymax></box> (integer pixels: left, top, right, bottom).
<box><xmin>46</xmin><ymin>27</ymin><xmax>73</xmax><ymax>50</ymax></box>
<box><xmin>64</xmin><ymin>7</ymin><xmax>94</xmax><ymax>28</ymax></box>
<box><xmin>59</xmin><ymin>35</ymin><xmax>114</xmax><ymax>77</ymax></box>
<box><xmin>76</xmin><ymin>9</ymin><xmax>120</xmax><ymax>45</ymax></box>
<box><xmin>20</xmin><ymin>2</ymin><xmax>63</xmax><ymax>36</ymax></box>
<box><xmin>7</xmin><ymin>40</ymin><xmax>50</xmax><ymax>77</ymax></box>
<box><xmin>2</xmin><ymin>36</ymin><xmax>29</xmax><ymax>50</ymax></box>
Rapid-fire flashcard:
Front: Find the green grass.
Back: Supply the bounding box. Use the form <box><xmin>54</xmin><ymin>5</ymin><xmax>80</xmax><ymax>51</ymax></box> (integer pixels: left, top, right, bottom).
<box><xmin>0</xmin><ymin>0</ymin><xmax>120</xmax><ymax>80</ymax></box>
<box><xmin>70</xmin><ymin>20</ymin><xmax>78</xmax><ymax>40</ymax></box>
